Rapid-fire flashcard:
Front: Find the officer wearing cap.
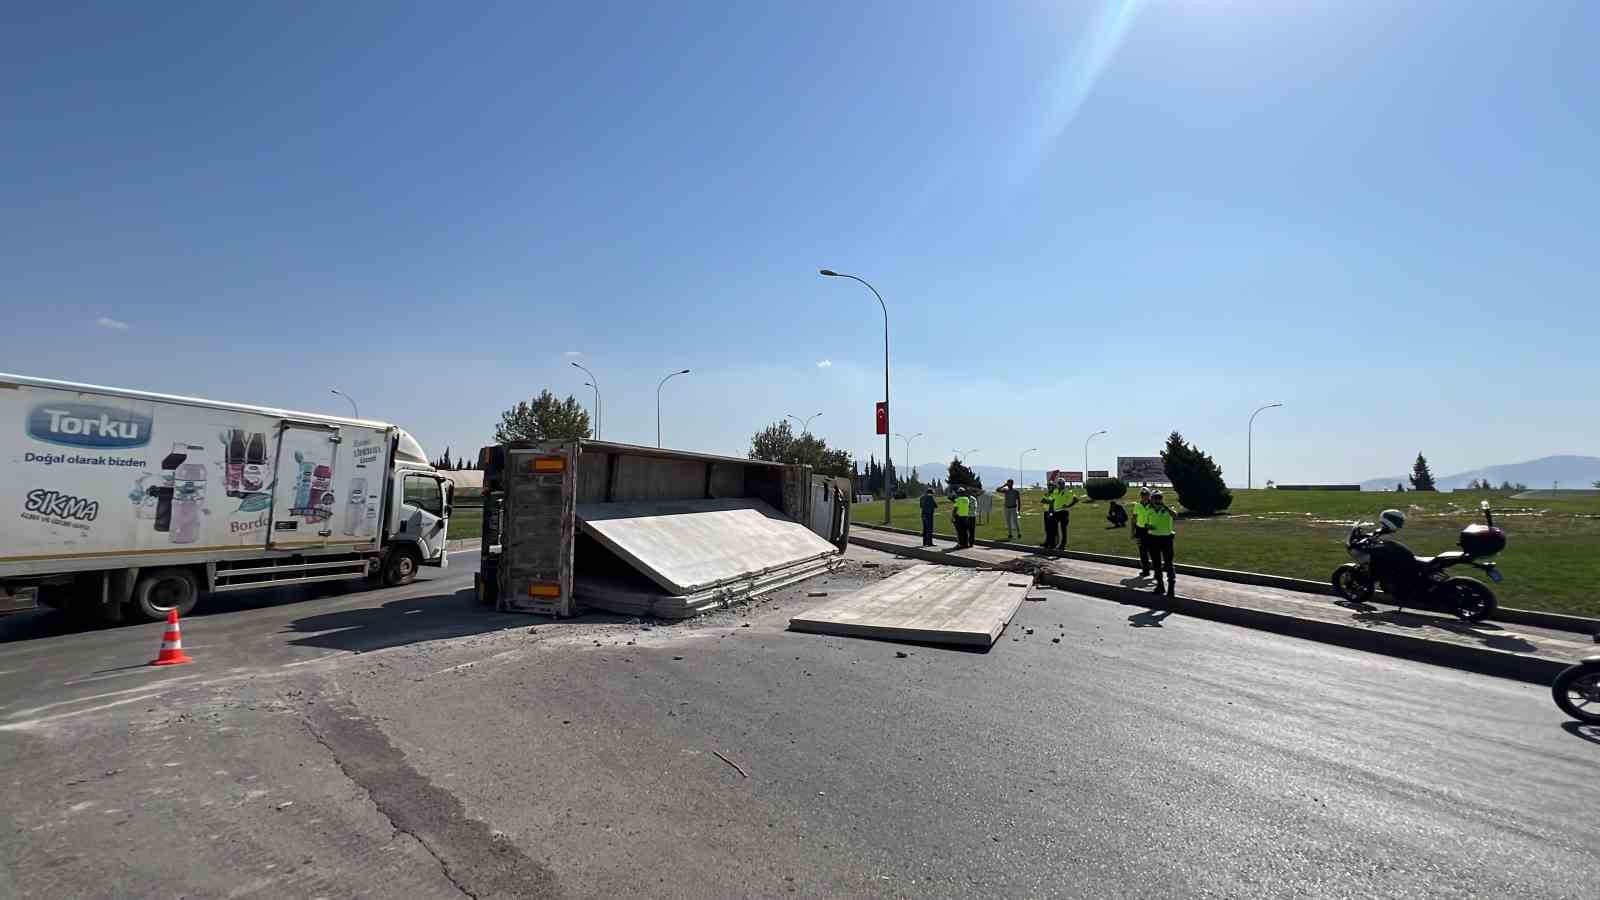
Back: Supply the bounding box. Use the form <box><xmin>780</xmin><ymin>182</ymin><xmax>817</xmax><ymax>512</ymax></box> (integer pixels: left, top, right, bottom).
<box><xmin>952</xmin><ymin>487</ymin><xmax>976</xmax><ymax>548</ymax></box>
<box><xmin>1145</xmin><ymin>489</ymin><xmax>1177</xmax><ymax>597</ymax></box>
<box><xmin>1039</xmin><ymin>478</ymin><xmax>1081</xmax><ymax>551</ymax></box>
<box><xmin>1132</xmin><ymin>486</ymin><xmax>1153</xmax><ymax>577</ymax></box>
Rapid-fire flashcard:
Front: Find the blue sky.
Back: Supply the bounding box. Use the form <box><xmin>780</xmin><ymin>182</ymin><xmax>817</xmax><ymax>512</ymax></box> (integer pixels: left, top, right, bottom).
<box><xmin>3</xmin><ymin>1</ymin><xmax>1596</xmax><ymax>485</ymax></box>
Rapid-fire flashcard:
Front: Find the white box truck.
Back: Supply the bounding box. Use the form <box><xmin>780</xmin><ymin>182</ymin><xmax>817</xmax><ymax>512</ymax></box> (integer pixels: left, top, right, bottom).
<box><xmin>1</xmin><ymin>373</ymin><xmax>453</xmax><ymax>622</ymax></box>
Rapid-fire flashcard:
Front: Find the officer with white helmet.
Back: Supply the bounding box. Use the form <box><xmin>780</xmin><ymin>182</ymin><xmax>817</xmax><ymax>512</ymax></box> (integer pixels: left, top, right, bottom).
<box><xmin>1145</xmin><ymin>489</ymin><xmax>1177</xmax><ymax>597</ymax></box>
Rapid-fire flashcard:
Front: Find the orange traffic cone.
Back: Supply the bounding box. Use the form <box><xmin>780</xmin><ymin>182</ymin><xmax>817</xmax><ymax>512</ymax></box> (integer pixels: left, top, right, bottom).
<box><xmin>149</xmin><ymin>607</ymin><xmax>193</xmax><ymax>666</ymax></box>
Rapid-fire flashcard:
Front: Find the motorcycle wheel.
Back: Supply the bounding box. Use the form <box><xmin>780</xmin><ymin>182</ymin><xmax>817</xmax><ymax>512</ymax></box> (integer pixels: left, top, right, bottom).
<box><xmin>1331</xmin><ymin>564</ymin><xmax>1374</xmax><ymax>602</ymax></box>
<box><xmin>1552</xmin><ymin>663</ymin><xmax>1600</xmax><ymax>725</ymax></box>
<box><xmin>1440</xmin><ymin>576</ymin><xmax>1496</xmax><ymax>623</ymax></box>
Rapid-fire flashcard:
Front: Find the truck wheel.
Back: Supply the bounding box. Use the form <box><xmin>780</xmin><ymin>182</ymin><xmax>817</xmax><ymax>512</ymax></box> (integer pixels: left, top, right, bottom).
<box><xmin>131</xmin><ymin>568</ymin><xmax>200</xmax><ymax>622</ymax></box>
<box><xmin>381</xmin><ymin>547</ymin><xmax>420</xmax><ymax>587</ymax></box>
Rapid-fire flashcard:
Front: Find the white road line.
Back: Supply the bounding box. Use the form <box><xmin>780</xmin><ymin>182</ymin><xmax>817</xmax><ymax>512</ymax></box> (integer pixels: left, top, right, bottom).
<box><xmin>7</xmin><ymin>676</ymin><xmax>200</xmax><ymax>719</ymax></box>
<box><xmin>61</xmin><ymin>666</ymin><xmax>196</xmax><ymax>687</ymax></box>
<box><xmin>281</xmin><ymin>653</ymin><xmax>346</xmax><ymax>669</ymax></box>
<box><xmin>0</xmin><ymin>692</ymin><xmax>164</xmax><ymax>732</ymax></box>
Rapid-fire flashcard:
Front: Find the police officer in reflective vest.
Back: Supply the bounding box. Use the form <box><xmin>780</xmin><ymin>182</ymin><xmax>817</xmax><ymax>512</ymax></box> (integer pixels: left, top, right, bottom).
<box><xmin>1145</xmin><ymin>489</ymin><xmax>1177</xmax><ymax>597</ymax></box>
<box><xmin>1131</xmin><ymin>486</ymin><xmax>1153</xmax><ymax>577</ymax></box>
<box><xmin>1039</xmin><ymin>478</ymin><xmax>1080</xmax><ymax>551</ymax></box>
<box><xmin>952</xmin><ymin>488</ymin><xmax>976</xmax><ymax>548</ymax></box>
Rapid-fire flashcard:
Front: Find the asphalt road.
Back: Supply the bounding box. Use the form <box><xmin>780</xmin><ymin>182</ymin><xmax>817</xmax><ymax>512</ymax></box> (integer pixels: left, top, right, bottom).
<box><xmin>2</xmin><ymin>548</ymin><xmax>1596</xmax><ymax>898</ymax></box>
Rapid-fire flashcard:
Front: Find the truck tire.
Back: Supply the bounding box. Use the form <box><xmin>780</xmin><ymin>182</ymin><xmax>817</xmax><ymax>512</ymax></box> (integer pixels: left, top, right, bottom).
<box><xmin>381</xmin><ymin>546</ymin><xmax>420</xmax><ymax>587</ymax></box>
<box><xmin>131</xmin><ymin>568</ymin><xmax>200</xmax><ymax>622</ymax></box>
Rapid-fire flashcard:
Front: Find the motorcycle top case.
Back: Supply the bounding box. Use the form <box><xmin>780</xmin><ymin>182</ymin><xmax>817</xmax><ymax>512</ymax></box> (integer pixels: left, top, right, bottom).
<box><xmin>1458</xmin><ymin>524</ymin><xmax>1506</xmax><ymax>556</ymax></box>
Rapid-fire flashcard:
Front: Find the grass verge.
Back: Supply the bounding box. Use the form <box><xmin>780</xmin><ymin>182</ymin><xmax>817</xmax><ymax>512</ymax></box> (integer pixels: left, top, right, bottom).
<box><xmin>853</xmin><ymin>488</ymin><xmax>1600</xmax><ymax>618</ymax></box>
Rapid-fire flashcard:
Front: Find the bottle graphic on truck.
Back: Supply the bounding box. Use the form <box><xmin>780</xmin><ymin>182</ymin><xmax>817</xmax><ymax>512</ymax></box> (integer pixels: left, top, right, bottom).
<box><xmin>225</xmin><ymin>430</ymin><xmax>245</xmax><ymax>497</ymax></box>
<box><xmin>293</xmin><ymin>457</ymin><xmax>314</xmax><ymax>511</ymax></box>
<box><xmin>170</xmin><ymin>462</ymin><xmax>207</xmax><ymax>544</ymax></box>
<box><xmin>152</xmin><ymin>443</ymin><xmax>204</xmax><ymax>533</ymax></box>
<box><xmin>344</xmin><ymin>477</ymin><xmax>367</xmax><ymax>536</ymax></box>
<box><xmin>242</xmin><ymin>432</ymin><xmax>267</xmax><ymax>493</ymax></box>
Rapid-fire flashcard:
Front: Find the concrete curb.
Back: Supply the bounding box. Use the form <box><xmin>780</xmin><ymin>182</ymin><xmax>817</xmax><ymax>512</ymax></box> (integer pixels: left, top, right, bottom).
<box><xmin>445</xmin><ymin>538</ymin><xmax>479</xmax><ymax>551</ymax></box>
<box><xmin>853</xmin><ymin>524</ymin><xmax>1600</xmax><ymax>634</ymax></box>
<box><xmin>848</xmin><ymin>533</ymin><xmax>1572</xmax><ymax>686</ymax></box>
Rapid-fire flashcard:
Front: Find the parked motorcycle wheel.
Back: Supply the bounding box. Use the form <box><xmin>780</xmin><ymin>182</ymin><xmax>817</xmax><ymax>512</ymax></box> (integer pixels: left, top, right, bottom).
<box><xmin>1331</xmin><ymin>564</ymin><xmax>1374</xmax><ymax>602</ymax></box>
<box><xmin>1552</xmin><ymin>662</ymin><xmax>1600</xmax><ymax>725</ymax></box>
<box><xmin>1440</xmin><ymin>576</ymin><xmax>1496</xmax><ymax>623</ymax></box>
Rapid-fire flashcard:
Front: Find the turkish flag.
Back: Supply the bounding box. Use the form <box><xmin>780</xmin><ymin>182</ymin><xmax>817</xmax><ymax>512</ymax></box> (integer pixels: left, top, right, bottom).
<box><xmin>875</xmin><ymin>402</ymin><xmax>888</xmax><ymax>435</ymax></box>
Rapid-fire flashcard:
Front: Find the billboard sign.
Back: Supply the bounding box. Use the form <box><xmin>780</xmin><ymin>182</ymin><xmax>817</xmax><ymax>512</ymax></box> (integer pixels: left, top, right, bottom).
<box><xmin>1117</xmin><ymin>456</ymin><xmax>1168</xmax><ymax>483</ymax></box>
<box><xmin>1046</xmin><ymin>469</ymin><xmax>1084</xmax><ymax>484</ymax></box>
<box><xmin>1086</xmin><ymin>470</ymin><xmax>1110</xmax><ymax>479</ymax></box>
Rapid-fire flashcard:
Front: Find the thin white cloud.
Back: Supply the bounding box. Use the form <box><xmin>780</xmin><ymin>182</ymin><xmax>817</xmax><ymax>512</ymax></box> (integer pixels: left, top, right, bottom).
<box><xmin>815</xmin><ymin>359</ymin><xmax>832</xmax><ymax>369</ymax></box>
<box><xmin>94</xmin><ymin>317</ymin><xmax>129</xmax><ymax>330</ymax></box>
<box><xmin>563</xmin><ymin>350</ymin><xmax>582</xmax><ymax>358</ymax></box>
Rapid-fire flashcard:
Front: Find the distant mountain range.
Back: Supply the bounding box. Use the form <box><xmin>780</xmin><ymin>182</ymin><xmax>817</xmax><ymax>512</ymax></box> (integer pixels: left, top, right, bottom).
<box><xmin>1358</xmin><ymin>455</ymin><xmax>1600</xmax><ymax>492</ymax></box>
<box><xmin>903</xmin><ymin>463</ymin><xmax>1048</xmax><ymax>488</ymax></box>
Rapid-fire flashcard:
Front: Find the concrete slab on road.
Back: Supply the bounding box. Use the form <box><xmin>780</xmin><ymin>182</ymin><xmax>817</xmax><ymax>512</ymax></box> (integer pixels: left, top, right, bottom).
<box><xmin>577</xmin><ymin>498</ymin><xmax>837</xmax><ymax>594</ymax></box>
<box><xmin>849</xmin><ymin>525</ymin><xmax>1594</xmax><ymax>683</ymax></box>
<box><xmin>788</xmin><ymin>563</ymin><xmax>1031</xmax><ymax>647</ymax></box>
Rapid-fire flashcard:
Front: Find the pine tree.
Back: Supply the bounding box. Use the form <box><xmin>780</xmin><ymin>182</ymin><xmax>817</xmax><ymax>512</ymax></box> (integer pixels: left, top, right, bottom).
<box><xmin>1409</xmin><ymin>453</ymin><xmax>1437</xmax><ymax>492</ymax></box>
<box><xmin>1160</xmin><ymin>431</ymin><xmax>1233</xmax><ymax>514</ymax></box>
<box><xmin>946</xmin><ymin>457</ymin><xmax>982</xmax><ymax>494</ymax></box>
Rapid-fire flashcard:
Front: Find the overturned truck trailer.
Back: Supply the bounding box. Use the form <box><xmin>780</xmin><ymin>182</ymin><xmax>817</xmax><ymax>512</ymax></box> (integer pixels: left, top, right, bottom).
<box><xmin>476</xmin><ymin>440</ymin><xmax>849</xmax><ymax>619</ymax></box>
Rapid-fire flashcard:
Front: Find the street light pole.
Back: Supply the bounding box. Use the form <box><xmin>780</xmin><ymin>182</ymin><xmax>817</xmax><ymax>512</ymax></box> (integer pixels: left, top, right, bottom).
<box><xmin>1020</xmin><ymin>447</ymin><xmax>1038</xmax><ymax>487</ymax></box>
<box><xmin>329</xmin><ymin>389</ymin><xmax>359</xmax><ymax>418</ymax></box>
<box><xmin>1248</xmin><ymin>403</ymin><xmax>1283</xmax><ymax>490</ymax></box>
<box><xmin>895</xmin><ymin>432</ymin><xmax>922</xmax><ymax>489</ymax></box>
<box><xmin>1084</xmin><ymin>430</ymin><xmax>1106</xmax><ymax>486</ymax></box>
<box><xmin>786</xmin><ymin>412</ymin><xmax>823</xmax><ymax>467</ymax></box>
<box><xmin>821</xmin><ymin>269</ymin><xmax>891</xmax><ymax>525</ymax></box>
<box><xmin>582</xmin><ymin>382</ymin><xmax>600</xmax><ymax>436</ymax></box>
<box><xmin>569</xmin><ymin>362</ymin><xmax>602</xmax><ymax>439</ymax></box>
<box><xmin>656</xmin><ymin>369</ymin><xmax>691</xmax><ymax>448</ymax></box>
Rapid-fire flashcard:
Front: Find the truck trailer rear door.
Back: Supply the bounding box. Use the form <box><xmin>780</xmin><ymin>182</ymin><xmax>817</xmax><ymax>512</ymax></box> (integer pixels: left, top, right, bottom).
<box><xmin>498</xmin><ymin>444</ymin><xmax>577</xmax><ymax>616</ymax></box>
<box><xmin>267</xmin><ymin>422</ymin><xmax>342</xmax><ymax>549</ymax></box>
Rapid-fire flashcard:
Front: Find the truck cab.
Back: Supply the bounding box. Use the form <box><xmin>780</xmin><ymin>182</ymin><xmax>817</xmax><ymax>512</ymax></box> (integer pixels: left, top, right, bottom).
<box><xmin>382</xmin><ymin>431</ymin><xmax>453</xmax><ymax>585</ymax></box>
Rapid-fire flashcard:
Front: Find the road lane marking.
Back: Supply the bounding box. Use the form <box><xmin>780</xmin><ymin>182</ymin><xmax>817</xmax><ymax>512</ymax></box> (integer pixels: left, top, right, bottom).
<box><xmin>7</xmin><ymin>676</ymin><xmax>200</xmax><ymax>719</ymax></box>
<box><xmin>0</xmin><ymin>692</ymin><xmax>164</xmax><ymax>732</ymax></box>
<box><xmin>282</xmin><ymin>653</ymin><xmax>346</xmax><ymax>669</ymax></box>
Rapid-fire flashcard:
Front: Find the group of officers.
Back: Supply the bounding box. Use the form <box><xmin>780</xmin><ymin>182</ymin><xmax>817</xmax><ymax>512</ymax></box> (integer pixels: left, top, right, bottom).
<box><xmin>917</xmin><ymin>479</ymin><xmax>1178</xmax><ymax>597</ymax></box>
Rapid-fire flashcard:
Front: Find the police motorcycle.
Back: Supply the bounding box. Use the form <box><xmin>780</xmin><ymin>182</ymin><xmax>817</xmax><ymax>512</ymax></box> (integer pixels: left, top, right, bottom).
<box><xmin>1330</xmin><ymin>501</ymin><xmax>1505</xmax><ymax>623</ymax></box>
<box><xmin>1553</xmin><ymin>657</ymin><xmax>1600</xmax><ymax>725</ymax></box>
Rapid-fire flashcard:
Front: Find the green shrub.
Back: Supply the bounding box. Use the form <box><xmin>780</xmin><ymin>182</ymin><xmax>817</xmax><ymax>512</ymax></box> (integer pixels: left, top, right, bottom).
<box><xmin>1085</xmin><ymin>477</ymin><xmax>1128</xmax><ymax>501</ymax></box>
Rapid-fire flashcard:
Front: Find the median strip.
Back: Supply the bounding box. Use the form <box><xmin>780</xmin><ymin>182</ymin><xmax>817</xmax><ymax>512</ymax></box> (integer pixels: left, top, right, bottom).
<box><xmin>849</xmin><ymin>525</ymin><xmax>1592</xmax><ymax>684</ymax></box>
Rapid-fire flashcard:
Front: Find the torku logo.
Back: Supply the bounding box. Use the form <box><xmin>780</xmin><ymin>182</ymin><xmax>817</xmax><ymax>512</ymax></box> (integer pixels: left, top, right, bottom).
<box><xmin>26</xmin><ymin>402</ymin><xmax>153</xmax><ymax>449</ymax></box>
